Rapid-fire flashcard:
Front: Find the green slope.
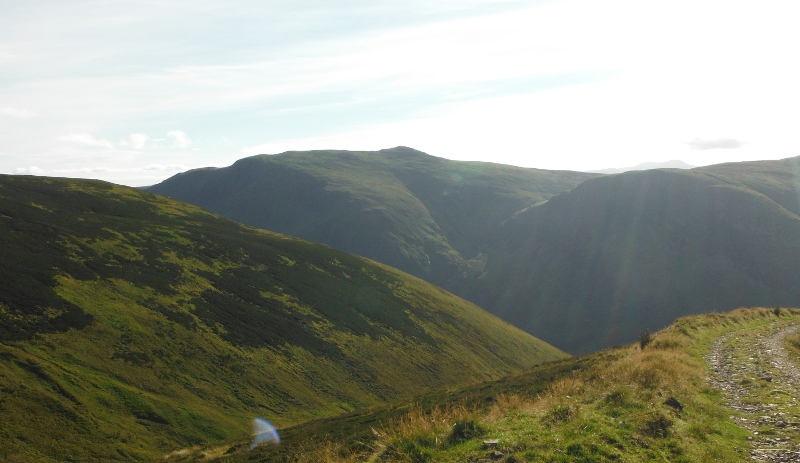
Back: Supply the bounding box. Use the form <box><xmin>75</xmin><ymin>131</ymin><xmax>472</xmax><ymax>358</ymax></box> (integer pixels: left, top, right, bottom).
<box><xmin>481</xmin><ymin>157</ymin><xmax>800</xmax><ymax>354</ymax></box>
<box><xmin>0</xmin><ymin>175</ymin><xmax>566</xmax><ymax>462</ymax></box>
<box><xmin>147</xmin><ymin>146</ymin><xmax>597</xmax><ymax>289</ymax></box>
<box><xmin>203</xmin><ymin>308</ymin><xmax>798</xmax><ymax>463</ymax></box>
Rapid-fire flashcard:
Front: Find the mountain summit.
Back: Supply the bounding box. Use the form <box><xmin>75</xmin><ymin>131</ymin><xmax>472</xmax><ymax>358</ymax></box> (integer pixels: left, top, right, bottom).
<box><xmin>149</xmin><ymin>146</ymin><xmax>596</xmax><ymax>293</ymax></box>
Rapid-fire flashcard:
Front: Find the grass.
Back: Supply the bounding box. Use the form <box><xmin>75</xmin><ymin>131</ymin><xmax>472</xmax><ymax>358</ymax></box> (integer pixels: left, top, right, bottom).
<box><xmin>5</xmin><ymin>167</ymin><xmax>800</xmax><ymax>461</ymax></box>
<box><xmin>0</xmin><ymin>174</ymin><xmax>566</xmax><ymax>462</ymax></box>
<box><xmin>210</xmin><ymin>307</ymin><xmax>800</xmax><ymax>462</ymax></box>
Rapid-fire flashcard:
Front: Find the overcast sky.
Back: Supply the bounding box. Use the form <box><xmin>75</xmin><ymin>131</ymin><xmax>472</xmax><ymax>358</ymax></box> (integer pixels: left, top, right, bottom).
<box><xmin>2</xmin><ymin>0</ymin><xmax>799</xmax><ymax>186</ymax></box>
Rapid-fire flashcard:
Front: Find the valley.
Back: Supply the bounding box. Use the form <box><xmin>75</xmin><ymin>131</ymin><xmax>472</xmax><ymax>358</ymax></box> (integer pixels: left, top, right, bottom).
<box><xmin>5</xmin><ymin>1</ymin><xmax>797</xmax><ymax>460</ymax></box>
<box><xmin>3</xmin><ymin>150</ymin><xmax>800</xmax><ymax>461</ymax></box>
<box><xmin>150</xmin><ymin>149</ymin><xmax>800</xmax><ymax>354</ymax></box>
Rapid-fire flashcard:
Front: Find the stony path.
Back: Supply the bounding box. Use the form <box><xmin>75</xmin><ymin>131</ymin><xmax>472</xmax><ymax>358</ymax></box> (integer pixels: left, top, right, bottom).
<box><xmin>707</xmin><ymin>321</ymin><xmax>800</xmax><ymax>462</ymax></box>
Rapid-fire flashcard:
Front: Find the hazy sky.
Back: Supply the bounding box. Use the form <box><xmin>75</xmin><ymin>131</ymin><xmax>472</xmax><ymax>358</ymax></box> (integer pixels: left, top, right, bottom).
<box><xmin>2</xmin><ymin>0</ymin><xmax>799</xmax><ymax>186</ymax></box>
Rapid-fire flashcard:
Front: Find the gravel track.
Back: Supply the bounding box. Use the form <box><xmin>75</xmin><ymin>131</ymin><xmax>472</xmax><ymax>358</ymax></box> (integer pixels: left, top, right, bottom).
<box><xmin>707</xmin><ymin>321</ymin><xmax>800</xmax><ymax>462</ymax></box>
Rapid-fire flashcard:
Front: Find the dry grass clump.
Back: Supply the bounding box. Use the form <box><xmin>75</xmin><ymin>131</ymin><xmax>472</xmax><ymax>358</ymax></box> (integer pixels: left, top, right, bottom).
<box><xmin>484</xmin><ymin>393</ymin><xmax>536</xmax><ymax>422</ymax></box>
<box><xmin>366</xmin><ymin>403</ymin><xmax>478</xmax><ymax>461</ymax></box>
<box><xmin>232</xmin><ymin>307</ymin><xmax>799</xmax><ymax>463</ymax></box>
<box><xmin>373</xmin><ymin>403</ymin><xmax>472</xmax><ymax>442</ymax></box>
<box><xmin>526</xmin><ymin>374</ymin><xmax>585</xmax><ymax>414</ymax></box>
<box><xmin>603</xmin><ymin>345</ymin><xmax>701</xmax><ymax>395</ymax></box>
<box><xmin>291</xmin><ymin>441</ymin><xmax>355</xmax><ymax>463</ymax></box>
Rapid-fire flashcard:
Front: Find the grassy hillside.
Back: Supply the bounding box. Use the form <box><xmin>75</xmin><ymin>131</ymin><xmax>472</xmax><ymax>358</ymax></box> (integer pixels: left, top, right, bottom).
<box><xmin>149</xmin><ymin>149</ymin><xmax>800</xmax><ymax>356</ymax></box>
<box><xmin>147</xmin><ymin>147</ymin><xmax>597</xmax><ymax>289</ymax></box>
<box><xmin>480</xmin><ymin>157</ymin><xmax>800</xmax><ymax>354</ymax></box>
<box><xmin>0</xmin><ymin>175</ymin><xmax>566</xmax><ymax>462</ymax></box>
<box><xmin>192</xmin><ymin>307</ymin><xmax>800</xmax><ymax>463</ymax></box>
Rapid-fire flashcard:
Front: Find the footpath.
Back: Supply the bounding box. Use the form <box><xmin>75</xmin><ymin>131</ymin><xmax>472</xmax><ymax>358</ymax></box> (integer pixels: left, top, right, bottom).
<box><xmin>707</xmin><ymin>321</ymin><xmax>800</xmax><ymax>462</ymax></box>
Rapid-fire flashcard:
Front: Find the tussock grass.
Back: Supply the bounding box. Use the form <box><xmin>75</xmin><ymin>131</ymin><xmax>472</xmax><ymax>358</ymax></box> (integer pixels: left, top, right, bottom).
<box><xmin>233</xmin><ymin>307</ymin><xmax>800</xmax><ymax>463</ymax></box>
<box><xmin>290</xmin><ymin>441</ymin><xmax>353</xmax><ymax>463</ymax></box>
<box><xmin>378</xmin><ymin>404</ymin><xmax>473</xmax><ymax>441</ymax></box>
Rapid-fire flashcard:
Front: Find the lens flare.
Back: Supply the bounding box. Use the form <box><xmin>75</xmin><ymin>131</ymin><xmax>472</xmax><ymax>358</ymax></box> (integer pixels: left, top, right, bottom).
<box><xmin>250</xmin><ymin>418</ymin><xmax>280</xmax><ymax>450</ymax></box>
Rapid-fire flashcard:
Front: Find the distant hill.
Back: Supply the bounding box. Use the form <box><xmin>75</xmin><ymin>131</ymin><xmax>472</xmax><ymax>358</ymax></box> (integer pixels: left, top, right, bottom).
<box><xmin>590</xmin><ymin>159</ymin><xmax>695</xmax><ymax>174</ymax></box>
<box><xmin>150</xmin><ymin>149</ymin><xmax>800</xmax><ymax>354</ymax></box>
<box><xmin>148</xmin><ymin>146</ymin><xmax>598</xmax><ymax>290</ymax></box>
<box><xmin>0</xmin><ymin>175</ymin><xmax>566</xmax><ymax>462</ymax></box>
<box><xmin>477</xmin><ymin>157</ymin><xmax>800</xmax><ymax>353</ymax></box>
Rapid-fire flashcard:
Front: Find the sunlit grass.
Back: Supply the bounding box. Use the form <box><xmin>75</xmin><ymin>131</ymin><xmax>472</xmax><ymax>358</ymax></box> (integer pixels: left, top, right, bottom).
<box><xmin>230</xmin><ymin>307</ymin><xmax>796</xmax><ymax>463</ymax></box>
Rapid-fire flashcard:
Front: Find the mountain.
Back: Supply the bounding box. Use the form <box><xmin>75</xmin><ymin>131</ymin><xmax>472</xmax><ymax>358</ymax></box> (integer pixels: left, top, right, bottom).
<box><xmin>590</xmin><ymin>159</ymin><xmax>695</xmax><ymax>174</ymax></box>
<box><xmin>477</xmin><ymin>156</ymin><xmax>800</xmax><ymax>353</ymax></box>
<box><xmin>147</xmin><ymin>146</ymin><xmax>598</xmax><ymax>290</ymax></box>
<box><xmin>150</xmin><ymin>150</ymin><xmax>800</xmax><ymax>355</ymax></box>
<box><xmin>0</xmin><ymin>175</ymin><xmax>566</xmax><ymax>462</ymax></box>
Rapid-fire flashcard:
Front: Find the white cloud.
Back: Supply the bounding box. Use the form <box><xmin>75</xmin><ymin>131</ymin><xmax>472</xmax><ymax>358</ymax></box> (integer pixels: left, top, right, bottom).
<box><xmin>53</xmin><ymin>167</ymin><xmax>114</xmax><ymax>174</ymax></box>
<box><xmin>167</xmin><ymin>130</ymin><xmax>192</xmax><ymax>148</ymax></box>
<box><xmin>686</xmin><ymin>138</ymin><xmax>746</xmax><ymax>151</ymax></box>
<box><xmin>0</xmin><ymin>49</ymin><xmax>14</xmax><ymax>64</ymax></box>
<box><xmin>142</xmin><ymin>164</ymin><xmax>187</xmax><ymax>171</ymax></box>
<box><xmin>3</xmin><ymin>0</ymin><xmax>800</xmax><ymax>185</ymax></box>
<box><xmin>119</xmin><ymin>133</ymin><xmax>149</xmax><ymax>149</ymax></box>
<box><xmin>14</xmin><ymin>166</ymin><xmax>45</xmax><ymax>175</ymax></box>
<box><xmin>0</xmin><ymin>107</ymin><xmax>37</xmax><ymax>119</ymax></box>
<box><xmin>59</xmin><ymin>133</ymin><xmax>114</xmax><ymax>149</ymax></box>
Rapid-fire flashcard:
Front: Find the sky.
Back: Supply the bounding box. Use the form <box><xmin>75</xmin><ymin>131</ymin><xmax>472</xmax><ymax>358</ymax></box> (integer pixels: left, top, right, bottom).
<box><xmin>2</xmin><ymin>0</ymin><xmax>799</xmax><ymax>186</ymax></box>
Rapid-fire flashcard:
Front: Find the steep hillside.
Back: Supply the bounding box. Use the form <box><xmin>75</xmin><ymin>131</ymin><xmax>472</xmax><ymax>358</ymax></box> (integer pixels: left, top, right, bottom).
<box><xmin>0</xmin><ymin>175</ymin><xmax>566</xmax><ymax>463</ymax></box>
<box><xmin>481</xmin><ymin>157</ymin><xmax>800</xmax><ymax>354</ymax></box>
<box><xmin>147</xmin><ymin>147</ymin><xmax>597</xmax><ymax>289</ymax></box>
<box><xmin>193</xmin><ymin>307</ymin><xmax>800</xmax><ymax>463</ymax></box>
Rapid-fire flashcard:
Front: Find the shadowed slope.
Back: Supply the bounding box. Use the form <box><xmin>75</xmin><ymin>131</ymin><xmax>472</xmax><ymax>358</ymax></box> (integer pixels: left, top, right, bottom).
<box><xmin>482</xmin><ymin>158</ymin><xmax>800</xmax><ymax>354</ymax></box>
<box><xmin>150</xmin><ymin>148</ymin><xmax>800</xmax><ymax>355</ymax></box>
<box><xmin>0</xmin><ymin>175</ymin><xmax>566</xmax><ymax>462</ymax></box>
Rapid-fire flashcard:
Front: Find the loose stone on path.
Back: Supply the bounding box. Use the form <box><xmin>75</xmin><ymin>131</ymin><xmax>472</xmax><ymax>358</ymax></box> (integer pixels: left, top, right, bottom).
<box><xmin>707</xmin><ymin>322</ymin><xmax>800</xmax><ymax>462</ymax></box>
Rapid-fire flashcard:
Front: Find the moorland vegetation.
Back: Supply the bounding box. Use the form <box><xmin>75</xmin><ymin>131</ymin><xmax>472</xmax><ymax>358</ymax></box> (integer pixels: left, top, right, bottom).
<box><xmin>201</xmin><ymin>308</ymin><xmax>799</xmax><ymax>463</ymax></box>
<box><xmin>0</xmin><ymin>175</ymin><xmax>564</xmax><ymax>462</ymax></box>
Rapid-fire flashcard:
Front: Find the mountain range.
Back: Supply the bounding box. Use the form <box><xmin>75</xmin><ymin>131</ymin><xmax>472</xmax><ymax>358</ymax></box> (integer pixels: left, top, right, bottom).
<box><xmin>150</xmin><ymin>148</ymin><xmax>800</xmax><ymax>354</ymax></box>
<box><xmin>149</xmin><ymin>147</ymin><xmax>597</xmax><ymax>290</ymax></box>
<box><xmin>589</xmin><ymin>159</ymin><xmax>695</xmax><ymax>174</ymax></box>
<box><xmin>0</xmin><ymin>174</ymin><xmax>564</xmax><ymax>462</ymax></box>
<box><xmin>5</xmin><ymin>149</ymin><xmax>800</xmax><ymax>461</ymax></box>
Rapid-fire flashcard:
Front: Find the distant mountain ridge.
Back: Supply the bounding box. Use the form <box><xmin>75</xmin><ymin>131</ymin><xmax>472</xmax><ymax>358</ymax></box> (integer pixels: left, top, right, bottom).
<box><xmin>476</xmin><ymin>158</ymin><xmax>800</xmax><ymax>353</ymax></box>
<box><xmin>590</xmin><ymin>159</ymin><xmax>695</xmax><ymax>174</ymax></box>
<box><xmin>150</xmin><ymin>150</ymin><xmax>800</xmax><ymax>354</ymax></box>
<box><xmin>0</xmin><ymin>175</ymin><xmax>565</xmax><ymax>462</ymax></box>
